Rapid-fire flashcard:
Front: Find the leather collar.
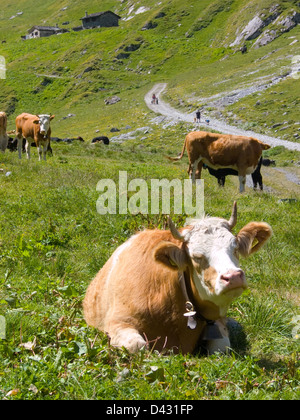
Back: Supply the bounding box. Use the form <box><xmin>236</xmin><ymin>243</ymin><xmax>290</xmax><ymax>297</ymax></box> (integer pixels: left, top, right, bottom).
<box><xmin>178</xmin><ymin>270</ymin><xmax>222</xmax><ymax>340</ymax></box>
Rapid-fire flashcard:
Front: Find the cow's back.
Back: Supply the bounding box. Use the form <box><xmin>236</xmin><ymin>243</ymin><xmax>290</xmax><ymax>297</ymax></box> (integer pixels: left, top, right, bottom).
<box><xmin>199</xmin><ymin>135</ymin><xmax>267</xmax><ymax>168</ymax></box>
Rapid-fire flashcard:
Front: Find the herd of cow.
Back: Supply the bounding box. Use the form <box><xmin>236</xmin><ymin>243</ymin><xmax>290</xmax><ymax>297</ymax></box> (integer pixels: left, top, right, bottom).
<box><xmin>1</xmin><ymin>111</ymin><xmax>274</xmax><ymax>192</ymax></box>
<box><xmin>1</xmin><ymin>110</ymin><xmax>274</xmax><ymax>355</ymax></box>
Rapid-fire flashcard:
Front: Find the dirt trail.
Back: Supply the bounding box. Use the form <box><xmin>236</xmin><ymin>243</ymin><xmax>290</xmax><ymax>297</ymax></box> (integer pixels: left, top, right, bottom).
<box><xmin>145</xmin><ymin>83</ymin><xmax>300</xmax><ymax>152</ymax></box>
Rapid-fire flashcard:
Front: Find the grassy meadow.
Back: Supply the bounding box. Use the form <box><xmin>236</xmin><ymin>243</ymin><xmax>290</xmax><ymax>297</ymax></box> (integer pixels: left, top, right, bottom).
<box><xmin>0</xmin><ymin>127</ymin><xmax>299</xmax><ymax>400</ymax></box>
<box><xmin>0</xmin><ymin>0</ymin><xmax>299</xmax><ymax>401</ymax></box>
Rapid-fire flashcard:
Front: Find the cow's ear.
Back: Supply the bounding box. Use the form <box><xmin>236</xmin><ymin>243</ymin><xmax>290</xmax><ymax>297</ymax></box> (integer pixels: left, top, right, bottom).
<box><xmin>153</xmin><ymin>241</ymin><xmax>188</xmax><ymax>271</ymax></box>
<box><xmin>33</xmin><ymin>119</ymin><xmax>40</xmax><ymax>124</ymax></box>
<box><xmin>236</xmin><ymin>222</ymin><xmax>272</xmax><ymax>257</ymax></box>
<box><xmin>50</xmin><ymin>115</ymin><xmax>55</xmax><ymax>120</ymax></box>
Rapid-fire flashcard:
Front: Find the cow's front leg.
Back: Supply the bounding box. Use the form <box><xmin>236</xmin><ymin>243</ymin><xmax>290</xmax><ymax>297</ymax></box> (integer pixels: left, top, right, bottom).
<box><xmin>25</xmin><ymin>140</ymin><xmax>31</xmax><ymax>159</ymax></box>
<box><xmin>41</xmin><ymin>140</ymin><xmax>49</xmax><ymax>161</ymax></box>
<box><xmin>42</xmin><ymin>144</ymin><xmax>47</xmax><ymax>161</ymax></box>
<box><xmin>0</xmin><ymin>134</ymin><xmax>8</xmax><ymax>152</ymax></box>
<box><xmin>37</xmin><ymin>143</ymin><xmax>46</xmax><ymax>161</ymax></box>
<box><xmin>195</xmin><ymin>160</ymin><xmax>203</xmax><ymax>180</ymax></box>
<box><xmin>191</xmin><ymin>158</ymin><xmax>202</xmax><ymax>183</ymax></box>
<box><xmin>15</xmin><ymin>135</ymin><xmax>23</xmax><ymax>159</ymax></box>
<box><xmin>238</xmin><ymin>175</ymin><xmax>246</xmax><ymax>193</ymax></box>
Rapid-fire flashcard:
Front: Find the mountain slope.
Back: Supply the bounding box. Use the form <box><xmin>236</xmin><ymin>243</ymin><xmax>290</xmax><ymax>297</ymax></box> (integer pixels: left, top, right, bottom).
<box><xmin>0</xmin><ymin>0</ymin><xmax>299</xmax><ymax>142</ymax></box>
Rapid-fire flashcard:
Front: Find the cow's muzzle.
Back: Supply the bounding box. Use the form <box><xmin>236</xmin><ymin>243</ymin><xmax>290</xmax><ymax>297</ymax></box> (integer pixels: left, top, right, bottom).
<box><xmin>220</xmin><ymin>270</ymin><xmax>247</xmax><ymax>292</ymax></box>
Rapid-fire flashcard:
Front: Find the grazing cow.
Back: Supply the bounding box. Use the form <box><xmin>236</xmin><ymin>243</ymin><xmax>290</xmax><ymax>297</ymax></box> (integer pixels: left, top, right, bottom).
<box><xmin>14</xmin><ymin>113</ymin><xmax>55</xmax><ymax>160</ymax></box>
<box><xmin>251</xmin><ymin>157</ymin><xmax>263</xmax><ymax>190</ymax></box>
<box><xmin>7</xmin><ymin>137</ymin><xmax>21</xmax><ymax>152</ymax></box>
<box><xmin>168</xmin><ymin>131</ymin><xmax>270</xmax><ymax>192</ymax></box>
<box><xmin>83</xmin><ymin>202</ymin><xmax>272</xmax><ymax>354</ymax></box>
<box><xmin>51</xmin><ymin>136</ymin><xmax>84</xmax><ymax>144</ymax></box>
<box><xmin>7</xmin><ymin>137</ymin><xmax>53</xmax><ymax>156</ymax></box>
<box><xmin>204</xmin><ymin>157</ymin><xmax>264</xmax><ymax>190</ymax></box>
<box><xmin>0</xmin><ymin>112</ymin><xmax>8</xmax><ymax>152</ymax></box>
<box><xmin>262</xmin><ymin>158</ymin><xmax>276</xmax><ymax>167</ymax></box>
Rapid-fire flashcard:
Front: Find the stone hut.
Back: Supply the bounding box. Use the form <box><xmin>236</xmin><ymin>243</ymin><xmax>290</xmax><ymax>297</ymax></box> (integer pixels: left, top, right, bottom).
<box><xmin>26</xmin><ymin>25</ymin><xmax>68</xmax><ymax>39</ymax></box>
<box><xmin>80</xmin><ymin>11</ymin><xmax>121</xmax><ymax>29</ymax></box>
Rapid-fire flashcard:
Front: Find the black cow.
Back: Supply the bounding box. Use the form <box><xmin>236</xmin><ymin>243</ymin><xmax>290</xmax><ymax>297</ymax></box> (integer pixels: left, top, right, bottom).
<box><xmin>204</xmin><ymin>157</ymin><xmax>263</xmax><ymax>190</ymax></box>
<box><xmin>262</xmin><ymin>158</ymin><xmax>276</xmax><ymax>167</ymax></box>
<box><xmin>7</xmin><ymin>137</ymin><xmax>52</xmax><ymax>155</ymax></box>
<box><xmin>91</xmin><ymin>136</ymin><xmax>109</xmax><ymax>145</ymax></box>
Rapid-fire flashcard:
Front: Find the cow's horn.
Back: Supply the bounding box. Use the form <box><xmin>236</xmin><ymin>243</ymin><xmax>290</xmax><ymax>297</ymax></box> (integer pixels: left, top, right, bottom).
<box><xmin>228</xmin><ymin>201</ymin><xmax>237</xmax><ymax>230</ymax></box>
<box><xmin>168</xmin><ymin>217</ymin><xmax>185</xmax><ymax>242</ymax></box>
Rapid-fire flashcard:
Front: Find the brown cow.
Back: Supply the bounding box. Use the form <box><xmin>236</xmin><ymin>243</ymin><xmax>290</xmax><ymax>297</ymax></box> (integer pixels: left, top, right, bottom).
<box><xmin>83</xmin><ymin>202</ymin><xmax>272</xmax><ymax>354</ymax></box>
<box><xmin>168</xmin><ymin>131</ymin><xmax>270</xmax><ymax>192</ymax></box>
<box><xmin>15</xmin><ymin>113</ymin><xmax>55</xmax><ymax>161</ymax></box>
<box><xmin>0</xmin><ymin>112</ymin><xmax>8</xmax><ymax>152</ymax></box>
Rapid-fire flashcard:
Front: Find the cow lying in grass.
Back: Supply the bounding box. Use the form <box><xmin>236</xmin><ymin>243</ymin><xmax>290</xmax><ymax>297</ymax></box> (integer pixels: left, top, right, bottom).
<box><xmin>83</xmin><ymin>202</ymin><xmax>272</xmax><ymax>354</ymax></box>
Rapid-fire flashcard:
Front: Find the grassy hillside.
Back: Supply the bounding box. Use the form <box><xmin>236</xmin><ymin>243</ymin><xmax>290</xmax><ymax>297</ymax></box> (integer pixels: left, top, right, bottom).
<box><xmin>0</xmin><ymin>0</ymin><xmax>299</xmax><ymax>401</ymax></box>
<box><xmin>0</xmin><ymin>0</ymin><xmax>299</xmax><ymax>140</ymax></box>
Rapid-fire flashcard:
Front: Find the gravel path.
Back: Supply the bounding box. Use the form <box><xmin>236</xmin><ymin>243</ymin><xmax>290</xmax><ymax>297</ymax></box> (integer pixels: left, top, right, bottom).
<box><xmin>145</xmin><ymin>83</ymin><xmax>300</xmax><ymax>152</ymax></box>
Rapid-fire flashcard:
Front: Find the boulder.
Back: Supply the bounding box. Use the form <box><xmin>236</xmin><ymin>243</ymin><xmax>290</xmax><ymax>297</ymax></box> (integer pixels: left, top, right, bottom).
<box><xmin>230</xmin><ymin>15</ymin><xmax>266</xmax><ymax>46</ymax></box>
<box><xmin>141</xmin><ymin>21</ymin><xmax>158</xmax><ymax>30</ymax></box>
<box><xmin>254</xmin><ymin>11</ymin><xmax>300</xmax><ymax>48</ymax></box>
<box><xmin>104</xmin><ymin>96</ymin><xmax>121</xmax><ymax>105</ymax></box>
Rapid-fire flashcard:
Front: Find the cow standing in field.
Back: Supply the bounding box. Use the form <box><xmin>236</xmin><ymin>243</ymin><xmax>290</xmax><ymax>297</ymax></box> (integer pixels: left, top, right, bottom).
<box><xmin>0</xmin><ymin>112</ymin><xmax>8</xmax><ymax>152</ymax></box>
<box><xmin>83</xmin><ymin>202</ymin><xmax>272</xmax><ymax>354</ymax></box>
<box><xmin>168</xmin><ymin>131</ymin><xmax>270</xmax><ymax>192</ymax></box>
<box><xmin>15</xmin><ymin>113</ymin><xmax>55</xmax><ymax>161</ymax></box>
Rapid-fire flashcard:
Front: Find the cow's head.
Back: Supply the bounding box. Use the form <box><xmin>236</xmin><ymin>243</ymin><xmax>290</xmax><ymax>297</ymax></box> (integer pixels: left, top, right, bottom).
<box><xmin>154</xmin><ymin>202</ymin><xmax>272</xmax><ymax>316</ymax></box>
<box><xmin>33</xmin><ymin>114</ymin><xmax>55</xmax><ymax>136</ymax></box>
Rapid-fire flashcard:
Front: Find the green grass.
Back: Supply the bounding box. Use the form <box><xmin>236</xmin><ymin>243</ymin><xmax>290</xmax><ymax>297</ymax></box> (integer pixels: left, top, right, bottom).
<box><xmin>0</xmin><ymin>136</ymin><xmax>299</xmax><ymax>400</ymax></box>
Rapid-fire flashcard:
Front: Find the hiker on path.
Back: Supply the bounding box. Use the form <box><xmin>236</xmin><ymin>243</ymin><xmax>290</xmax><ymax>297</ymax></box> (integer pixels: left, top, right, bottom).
<box><xmin>195</xmin><ymin>109</ymin><xmax>201</xmax><ymax>123</ymax></box>
<box><xmin>152</xmin><ymin>94</ymin><xmax>158</xmax><ymax>104</ymax></box>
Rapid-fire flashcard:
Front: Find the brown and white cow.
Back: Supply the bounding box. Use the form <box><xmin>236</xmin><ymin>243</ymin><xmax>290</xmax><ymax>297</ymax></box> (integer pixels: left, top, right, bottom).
<box><xmin>168</xmin><ymin>131</ymin><xmax>270</xmax><ymax>192</ymax></box>
<box><xmin>83</xmin><ymin>203</ymin><xmax>272</xmax><ymax>354</ymax></box>
<box><xmin>0</xmin><ymin>112</ymin><xmax>8</xmax><ymax>153</ymax></box>
<box><xmin>15</xmin><ymin>113</ymin><xmax>55</xmax><ymax>161</ymax></box>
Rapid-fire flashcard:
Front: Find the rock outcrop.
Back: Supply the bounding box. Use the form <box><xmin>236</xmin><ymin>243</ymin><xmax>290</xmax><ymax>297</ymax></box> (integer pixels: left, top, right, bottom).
<box><xmin>230</xmin><ymin>5</ymin><xmax>300</xmax><ymax>49</ymax></box>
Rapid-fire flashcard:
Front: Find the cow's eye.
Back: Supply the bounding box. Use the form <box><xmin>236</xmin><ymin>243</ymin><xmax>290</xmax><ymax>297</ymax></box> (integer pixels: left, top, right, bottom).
<box><xmin>192</xmin><ymin>254</ymin><xmax>209</xmax><ymax>269</ymax></box>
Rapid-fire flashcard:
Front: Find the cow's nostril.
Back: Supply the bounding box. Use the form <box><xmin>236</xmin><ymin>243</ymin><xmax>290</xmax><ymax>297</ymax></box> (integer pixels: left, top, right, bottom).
<box><xmin>220</xmin><ymin>273</ymin><xmax>231</xmax><ymax>283</ymax></box>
